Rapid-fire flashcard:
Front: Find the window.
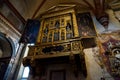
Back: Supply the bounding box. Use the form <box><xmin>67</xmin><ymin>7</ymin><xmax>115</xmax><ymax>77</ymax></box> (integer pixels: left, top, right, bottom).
<box><xmin>21</xmin><ymin>67</ymin><xmax>30</xmax><ymax>80</ymax></box>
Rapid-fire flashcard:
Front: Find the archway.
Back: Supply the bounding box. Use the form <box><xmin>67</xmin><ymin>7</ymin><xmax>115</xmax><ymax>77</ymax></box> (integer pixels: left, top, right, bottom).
<box><xmin>0</xmin><ymin>32</ymin><xmax>15</xmax><ymax>80</ymax></box>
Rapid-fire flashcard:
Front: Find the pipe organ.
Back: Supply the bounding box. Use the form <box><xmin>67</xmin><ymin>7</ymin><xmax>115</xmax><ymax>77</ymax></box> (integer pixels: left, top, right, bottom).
<box><xmin>23</xmin><ymin>6</ymin><xmax>97</xmax><ymax>78</ymax></box>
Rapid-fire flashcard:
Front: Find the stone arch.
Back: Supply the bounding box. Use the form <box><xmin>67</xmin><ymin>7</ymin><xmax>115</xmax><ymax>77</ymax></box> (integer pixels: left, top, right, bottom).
<box><xmin>0</xmin><ymin>32</ymin><xmax>15</xmax><ymax>80</ymax></box>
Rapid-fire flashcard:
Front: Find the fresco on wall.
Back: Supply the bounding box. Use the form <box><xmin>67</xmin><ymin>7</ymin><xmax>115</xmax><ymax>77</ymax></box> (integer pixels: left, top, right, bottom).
<box><xmin>76</xmin><ymin>12</ymin><xmax>96</xmax><ymax>37</ymax></box>
<box><xmin>93</xmin><ymin>10</ymin><xmax>120</xmax><ymax>34</ymax></box>
<box><xmin>98</xmin><ymin>33</ymin><xmax>120</xmax><ymax>79</ymax></box>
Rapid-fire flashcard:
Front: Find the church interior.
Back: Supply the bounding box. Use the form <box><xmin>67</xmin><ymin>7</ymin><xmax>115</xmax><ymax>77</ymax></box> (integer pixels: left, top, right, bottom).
<box><xmin>0</xmin><ymin>0</ymin><xmax>120</xmax><ymax>80</ymax></box>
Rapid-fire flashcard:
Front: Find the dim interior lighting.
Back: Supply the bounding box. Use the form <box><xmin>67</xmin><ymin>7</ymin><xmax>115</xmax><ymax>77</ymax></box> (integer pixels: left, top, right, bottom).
<box><xmin>22</xmin><ymin>67</ymin><xmax>30</xmax><ymax>78</ymax></box>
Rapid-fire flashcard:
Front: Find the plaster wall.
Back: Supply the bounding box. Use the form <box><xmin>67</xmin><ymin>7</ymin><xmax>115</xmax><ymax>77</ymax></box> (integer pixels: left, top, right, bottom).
<box><xmin>84</xmin><ymin>47</ymin><xmax>114</xmax><ymax>80</ymax></box>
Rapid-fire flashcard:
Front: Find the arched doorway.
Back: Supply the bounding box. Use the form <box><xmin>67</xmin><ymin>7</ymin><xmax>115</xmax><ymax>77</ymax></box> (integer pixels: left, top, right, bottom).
<box><xmin>0</xmin><ymin>32</ymin><xmax>15</xmax><ymax>80</ymax></box>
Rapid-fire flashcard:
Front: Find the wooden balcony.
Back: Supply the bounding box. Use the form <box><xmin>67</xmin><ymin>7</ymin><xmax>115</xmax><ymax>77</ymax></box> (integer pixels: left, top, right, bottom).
<box><xmin>22</xmin><ymin>37</ymin><xmax>96</xmax><ymax>77</ymax></box>
<box><xmin>25</xmin><ymin>38</ymin><xmax>82</xmax><ymax>59</ymax></box>
<box><xmin>23</xmin><ymin>37</ymin><xmax>96</xmax><ymax>63</ymax></box>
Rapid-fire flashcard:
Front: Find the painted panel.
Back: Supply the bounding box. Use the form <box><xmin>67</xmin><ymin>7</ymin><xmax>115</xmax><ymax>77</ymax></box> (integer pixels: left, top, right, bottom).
<box><xmin>76</xmin><ymin>12</ymin><xmax>96</xmax><ymax>37</ymax></box>
<box><xmin>98</xmin><ymin>33</ymin><xmax>120</xmax><ymax>79</ymax></box>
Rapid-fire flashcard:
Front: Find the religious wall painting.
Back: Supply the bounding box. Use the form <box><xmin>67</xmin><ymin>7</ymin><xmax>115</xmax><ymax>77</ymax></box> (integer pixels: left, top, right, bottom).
<box><xmin>98</xmin><ymin>34</ymin><xmax>120</xmax><ymax>79</ymax></box>
<box><xmin>76</xmin><ymin>12</ymin><xmax>96</xmax><ymax>37</ymax></box>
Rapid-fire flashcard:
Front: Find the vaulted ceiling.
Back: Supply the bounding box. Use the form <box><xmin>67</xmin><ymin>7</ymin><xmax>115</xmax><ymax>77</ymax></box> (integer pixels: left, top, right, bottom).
<box><xmin>8</xmin><ymin>0</ymin><xmax>120</xmax><ymax>20</ymax></box>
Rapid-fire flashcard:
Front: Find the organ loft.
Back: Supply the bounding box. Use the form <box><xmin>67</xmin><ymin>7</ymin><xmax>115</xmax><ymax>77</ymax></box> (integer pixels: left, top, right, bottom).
<box><xmin>23</xmin><ymin>5</ymin><xmax>97</xmax><ymax>79</ymax></box>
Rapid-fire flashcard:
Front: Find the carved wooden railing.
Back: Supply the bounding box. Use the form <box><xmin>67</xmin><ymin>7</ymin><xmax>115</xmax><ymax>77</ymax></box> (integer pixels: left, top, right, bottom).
<box><xmin>26</xmin><ymin>38</ymin><xmax>83</xmax><ymax>59</ymax></box>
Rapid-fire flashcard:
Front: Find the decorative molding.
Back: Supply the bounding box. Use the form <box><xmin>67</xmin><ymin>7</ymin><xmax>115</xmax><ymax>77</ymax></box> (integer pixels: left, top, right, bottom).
<box><xmin>0</xmin><ymin>14</ymin><xmax>21</xmax><ymax>37</ymax></box>
<box><xmin>4</xmin><ymin>0</ymin><xmax>26</xmax><ymax>24</ymax></box>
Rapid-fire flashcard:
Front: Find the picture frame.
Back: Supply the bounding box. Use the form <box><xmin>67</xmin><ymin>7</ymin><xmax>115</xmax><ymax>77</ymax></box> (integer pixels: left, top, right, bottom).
<box><xmin>76</xmin><ymin>12</ymin><xmax>97</xmax><ymax>37</ymax></box>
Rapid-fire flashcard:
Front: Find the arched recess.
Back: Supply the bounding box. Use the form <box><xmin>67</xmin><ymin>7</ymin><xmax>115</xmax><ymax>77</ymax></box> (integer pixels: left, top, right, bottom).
<box><xmin>0</xmin><ymin>32</ymin><xmax>15</xmax><ymax>80</ymax></box>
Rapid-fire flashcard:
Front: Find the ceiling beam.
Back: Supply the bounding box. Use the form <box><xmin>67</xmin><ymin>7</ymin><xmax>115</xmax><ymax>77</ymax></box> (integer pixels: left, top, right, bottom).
<box><xmin>32</xmin><ymin>0</ymin><xmax>47</xmax><ymax>19</ymax></box>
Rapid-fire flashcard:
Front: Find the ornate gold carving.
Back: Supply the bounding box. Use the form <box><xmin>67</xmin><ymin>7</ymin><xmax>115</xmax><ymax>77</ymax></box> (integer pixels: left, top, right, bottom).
<box><xmin>40</xmin><ymin>13</ymin><xmax>74</xmax><ymax>43</ymax></box>
<box><xmin>72</xmin><ymin>41</ymin><xmax>80</xmax><ymax>51</ymax></box>
<box><xmin>28</xmin><ymin>46</ymin><xmax>35</xmax><ymax>56</ymax></box>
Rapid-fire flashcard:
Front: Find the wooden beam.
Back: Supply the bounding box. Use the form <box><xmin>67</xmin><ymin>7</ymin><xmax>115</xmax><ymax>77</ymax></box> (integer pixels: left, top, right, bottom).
<box><xmin>4</xmin><ymin>0</ymin><xmax>26</xmax><ymax>24</ymax></box>
<box><xmin>32</xmin><ymin>0</ymin><xmax>47</xmax><ymax>19</ymax></box>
